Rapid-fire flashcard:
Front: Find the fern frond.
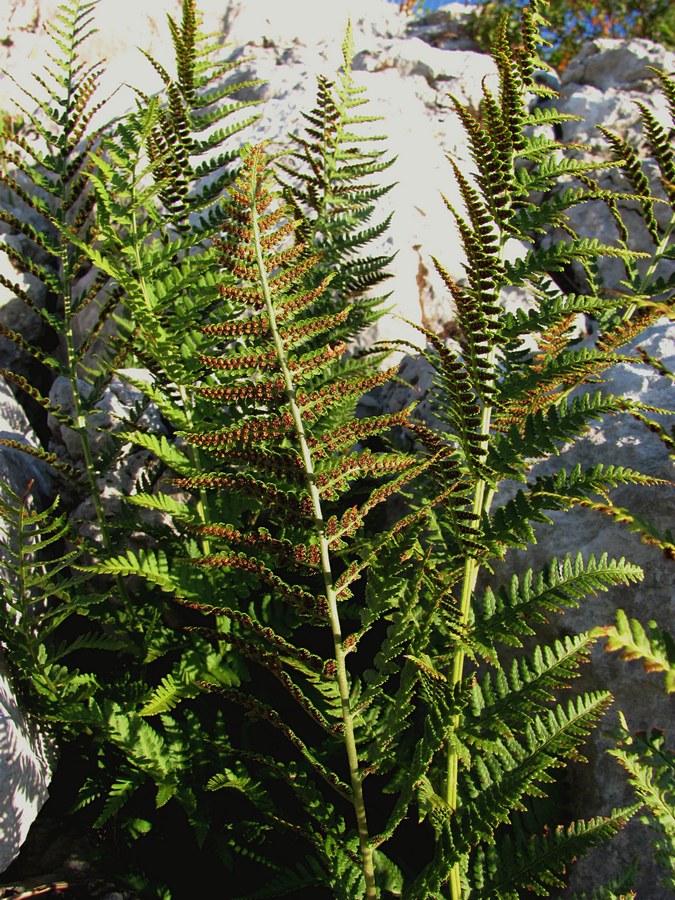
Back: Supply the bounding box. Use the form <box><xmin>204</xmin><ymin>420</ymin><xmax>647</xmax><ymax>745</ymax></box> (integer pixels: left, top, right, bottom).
<box><xmin>491</xmin><ymin>391</ymin><xmax>632</xmax><ymax>476</ymax></box>
<box><xmin>592</xmin><ymin>612</ymin><xmax>675</xmax><ymax>693</ymax></box>
<box><xmin>472</xmin><ymin>554</ymin><xmax>643</xmax><ymax>661</ymax></box>
<box><xmin>472</xmin><ymin>806</ymin><xmax>639</xmax><ymax>897</ymax></box>
<box><xmin>465</xmin><ymin>632</ymin><xmax>597</xmax><ymax>746</ymax></box>
<box><xmin>277</xmin><ymin>23</ymin><xmax>394</xmax><ymax>342</ymax></box>
<box><xmin>452</xmin><ymin>692</ymin><xmax>614</xmax><ymax>856</ymax></box>
<box><xmin>610</xmin><ymin>723</ymin><xmax>675</xmax><ymax>890</ymax></box>
<box><xmin>90</xmin><ymin>549</ymin><xmax>190</xmax><ymax>596</ymax></box>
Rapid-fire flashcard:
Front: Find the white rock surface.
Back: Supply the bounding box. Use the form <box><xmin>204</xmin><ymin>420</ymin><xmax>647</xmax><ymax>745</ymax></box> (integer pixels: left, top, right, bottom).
<box><xmin>0</xmin><ymin>236</ymin><xmax>47</xmax><ymax>372</ymax></box>
<box><xmin>0</xmin><ymin>659</ymin><xmax>53</xmax><ymax>875</ymax></box>
<box><xmin>0</xmin><ymin>375</ymin><xmax>55</xmax><ymax>502</ymax></box>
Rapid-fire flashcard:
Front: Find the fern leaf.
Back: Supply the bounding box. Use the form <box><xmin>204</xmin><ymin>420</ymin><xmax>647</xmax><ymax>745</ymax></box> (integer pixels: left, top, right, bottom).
<box><xmin>610</xmin><ymin>723</ymin><xmax>675</xmax><ymax>890</ymax></box>
<box><xmin>473</xmin><ymin>554</ymin><xmax>643</xmax><ymax>660</ymax></box>
<box><xmin>89</xmin><ymin>549</ymin><xmax>189</xmax><ymax>596</ymax></box>
<box><xmin>465</xmin><ymin>632</ymin><xmax>597</xmax><ymax>746</ymax></box>
<box><xmin>473</xmin><ymin>807</ymin><xmax>639</xmax><ymax>897</ymax></box>
<box><xmin>592</xmin><ymin>612</ymin><xmax>675</xmax><ymax>693</ymax></box>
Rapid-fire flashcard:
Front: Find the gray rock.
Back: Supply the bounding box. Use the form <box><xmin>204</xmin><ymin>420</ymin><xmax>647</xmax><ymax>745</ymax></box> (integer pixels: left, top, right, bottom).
<box><xmin>563</xmin><ymin>37</ymin><xmax>675</xmax><ymax>93</ymax></box>
<box><xmin>223</xmin><ymin>0</ymin><xmax>406</xmax><ymax>59</ymax></box>
<box><xmin>0</xmin><ymin>234</ymin><xmax>49</xmax><ymax>373</ymax></box>
<box><xmin>48</xmin><ymin>369</ymin><xmax>161</xmax><ymax>464</ymax></box>
<box><xmin>0</xmin><ymin>375</ymin><xmax>55</xmax><ymax>502</ymax></box>
<box><xmin>405</xmin><ymin>2</ymin><xmax>482</xmax><ymax>51</ymax></box>
<box><xmin>551</xmin><ymin>40</ymin><xmax>675</xmax><ymax>295</ymax></box>
<box><xmin>0</xmin><ymin>658</ymin><xmax>53</xmax><ymax>875</ymax></box>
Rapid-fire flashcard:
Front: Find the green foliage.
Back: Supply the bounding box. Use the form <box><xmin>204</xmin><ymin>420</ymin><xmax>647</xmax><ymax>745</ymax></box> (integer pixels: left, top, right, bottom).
<box><xmin>466</xmin><ymin>0</ymin><xmax>675</xmax><ymax>69</ymax></box>
<box><xmin>611</xmin><ymin>718</ymin><xmax>675</xmax><ymax>891</ymax></box>
<box><xmin>0</xmin><ymin>482</ymin><xmax>118</xmax><ymax>722</ymax></box>
<box><xmin>593</xmin><ymin>611</ymin><xmax>675</xmax><ymax>692</ymax></box>
<box><xmin>277</xmin><ymin>22</ymin><xmax>395</xmax><ymax>347</ymax></box>
<box><xmin>0</xmin><ymin>1</ymin><xmax>672</xmax><ymax>896</ymax></box>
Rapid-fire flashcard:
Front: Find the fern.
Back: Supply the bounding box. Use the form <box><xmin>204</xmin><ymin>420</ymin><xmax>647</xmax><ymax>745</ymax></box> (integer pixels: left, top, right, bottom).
<box><xmin>593</xmin><ymin>612</ymin><xmax>675</xmax><ymax>694</ymax></box>
<box><xmin>277</xmin><ymin>22</ymin><xmax>395</xmax><ymax>349</ymax></box>
<box><xmin>0</xmin><ymin>0</ymin><xmax>130</xmax><ymax>556</ymax></box>
<box><xmin>610</xmin><ymin>721</ymin><xmax>675</xmax><ymax>891</ymax></box>
<box><xmin>403</xmin><ymin>3</ymin><xmax>670</xmax><ymax>896</ymax></box>
<box><xmin>0</xmin><ymin>482</ymin><xmax>120</xmax><ymax>723</ymax></box>
<box><xmin>140</xmin><ymin>0</ymin><xmax>262</xmax><ymax>233</ymax></box>
<box><xmin>0</xmin><ymin>1</ymin><xmax>671</xmax><ymax>894</ymax></box>
<box><xmin>471</xmin><ymin>808</ymin><xmax>640</xmax><ymax>898</ymax></box>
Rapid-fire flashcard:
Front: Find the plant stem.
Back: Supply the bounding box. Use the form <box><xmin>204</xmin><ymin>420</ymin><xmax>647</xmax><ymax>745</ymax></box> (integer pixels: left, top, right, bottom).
<box><xmin>622</xmin><ymin>217</ymin><xmax>674</xmax><ymax>323</ymax></box>
<box><xmin>446</xmin><ymin>377</ymin><xmax>495</xmax><ymax>900</ymax></box>
<box><xmin>249</xmin><ymin>170</ymin><xmax>376</xmax><ymax>898</ymax></box>
<box><xmin>57</xmin><ymin>180</ymin><xmax>139</xmax><ymax>631</ymax></box>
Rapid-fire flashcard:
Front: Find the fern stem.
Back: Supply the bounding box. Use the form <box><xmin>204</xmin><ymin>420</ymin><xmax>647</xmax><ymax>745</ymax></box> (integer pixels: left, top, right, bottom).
<box><xmin>57</xmin><ymin>189</ymin><xmax>139</xmax><ymax>631</ymax></box>
<box><xmin>446</xmin><ymin>371</ymin><xmax>496</xmax><ymax>900</ymax></box>
<box><xmin>177</xmin><ymin>385</ymin><xmax>211</xmax><ymax>556</ymax></box>
<box><xmin>249</xmin><ymin>170</ymin><xmax>376</xmax><ymax>898</ymax></box>
<box><xmin>622</xmin><ymin>217</ymin><xmax>675</xmax><ymax>323</ymax></box>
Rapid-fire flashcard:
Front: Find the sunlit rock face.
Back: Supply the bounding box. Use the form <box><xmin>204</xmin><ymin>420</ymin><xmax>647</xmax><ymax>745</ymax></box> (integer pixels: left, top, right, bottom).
<box><xmin>0</xmin><ymin>1</ymin><xmax>672</xmax><ymax>892</ymax></box>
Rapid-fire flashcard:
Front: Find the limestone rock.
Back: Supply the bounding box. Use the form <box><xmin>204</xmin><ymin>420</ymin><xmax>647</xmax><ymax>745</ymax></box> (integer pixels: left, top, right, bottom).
<box><xmin>0</xmin><ymin>375</ymin><xmax>55</xmax><ymax>502</ymax></box>
<box><xmin>404</xmin><ymin>2</ymin><xmax>482</xmax><ymax>51</ymax></box>
<box><xmin>0</xmin><ymin>659</ymin><xmax>53</xmax><ymax>875</ymax></box>
<box><xmin>551</xmin><ymin>39</ymin><xmax>675</xmax><ymax>294</ymax></box>
<box><xmin>0</xmin><ymin>242</ymin><xmax>47</xmax><ymax>372</ymax></box>
<box><xmin>48</xmin><ymin>370</ymin><xmax>160</xmax><ymax>463</ymax></box>
<box><xmin>223</xmin><ymin>0</ymin><xmax>406</xmax><ymax>61</ymax></box>
<box><xmin>563</xmin><ymin>37</ymin><xmax>675</xmax><ymax>93</ymax></box>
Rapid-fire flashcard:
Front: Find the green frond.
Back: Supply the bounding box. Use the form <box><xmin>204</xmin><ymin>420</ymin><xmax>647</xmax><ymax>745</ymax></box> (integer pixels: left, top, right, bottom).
<box><xmin>120</xmin><ymin>431</ymin><xmax>192</xmax><ymax>476</ymax></box>
<box><xmin>505</xmin><ymin>239</ymin><xmax>647</xmax><ymax>286</ymax></box>
<box><xmin>454</xmin><ymin>692</ymin><xmax>614</xmax><ymax>857</ymax></box>
<box><xmin>473</xmin><ymin>806</ymin><xmax>639</xmax><ymax>897</ymax></box>
<box><xmin>487</xmin><ymin>464</ymin><xmax>668</xmax><ymax>550</ymax></box>
<box><xmin>465</xmin><ymin>632</ymin><xmax>597</xmax><ymax>746</ymax></box>
<box><xmin>592</xmin><ymin>612</ymin><xmax>675</xmax><ymax>693</ymax></box>
<box><xmin>610</xmin><ymin>723</ymin><xmax>675</xmax><ymax>890</ymax></box>
<box><xmin>472</xmin><ymin>554</ymin><xmax>644</xmax><ymax>660</ymax></box>
<box><xmin>276</xmin><ymin>26</ymin><xmax>394</xmax><ymax>339</ymax></box>
<box><xmin>101</xmin><ymin>700</ymin><xmax>178</xmax><ymax>787</ymax></box>
<box><xmin>141</xmin><ymin>0</ymin><xmax>261</xmax><ymax>230</ymax></box>
<box><xmin>126</xmin><ymin>492</ymin><xmax>201</xmax><ymax>527</ymax></box>
<box><xmin>491</xmin><ymin>391</ymin><xmax>632</xmax><ymax>477</ymax></box>
<box><xmin>94</xmin><ymin>773</ymin><xmax>144</xmax><ymax>828</ymax></box>
<box><xmin>140</xmin><ymin>674</ymin><xmax>200</xmax><ymax>717</ymax></box>
<box><xmin>90</xmin><ymin>549</ymin><xmax>190</xmax><ymax>596</ymax></box>
<box><xmin>636</xmin><ymin>100</ymin><xmax>675</xmax><ymax>203</ymax></box>
<box><xmin>0</xmin><ymin>482</ymin><xmax>117</xmax><ymax>720</ymax></box>
<box><xmin>597</xmin><ymin>125</ymin><xmax>660</xmax><ymax>244</ymax></box>
<box><xmin>514</xmin><ymin>155</ymin><xmax>624</xmax><ymax>195</ymax></box>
